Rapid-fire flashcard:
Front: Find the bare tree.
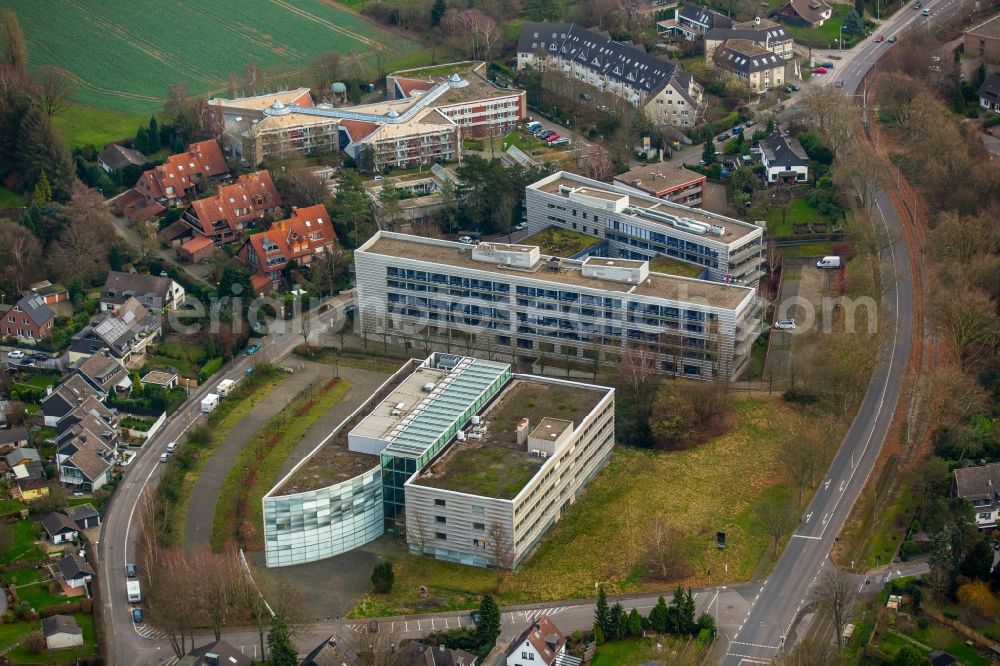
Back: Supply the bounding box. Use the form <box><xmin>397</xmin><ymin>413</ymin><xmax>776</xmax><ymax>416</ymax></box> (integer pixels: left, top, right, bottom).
<box><xmin>372</xmin><ymin>42</ymin><xmax>389</xmax><ymax>81</ymax></box>
<box><xmin>920</xmin><ymin>364</ymin><xmax>990</xmax><ymax>436</ymax></box>
<box><xmin>752</xmin><ymin>493</ymin><xmax>797</xmax><ymax>558</ymax></box>
<box><xmin>299</xmin><ymin>308</ymin><xmax>314</xmax><ymax>356</ymax></box>
<box><xmin>577</xmin><ymin>146</ymin><xmax>615</xmax><ymax>182</ymax></box>
<box><xmin>0</xmin><ymin>220</ymin><xmax>42</xmax><ymax>293</ymax></box>
<box><xmin>644</xmin><ymin>517</ymin><xmax>692</xmax><ymax>581</ymax></box>
<box><xmin>487</xmin><ymin>521</ymin><xmax>515</xmax><ymax>585</ymax></box>
<box><xmin>777</xmin><ymin>635</ymin><xmax>845</xmax><ymax>665</ymax></box>
<box><xmin>191</xmin><ymin>546</ymin><xmax>245</xmax><ymax>641</ymax></box>
<box><xmin>32</xmin><ymin>65</ymin><xmax>76</xmax><ymax>118</ymax></box>
<box><xmin>407</xmin><ymin>507</ymin><xmax>430</xmax><ymax>571</ymax></box>
<box><xmin>809</xmin><ymin>569</ymin><xmax>858</xmax><ymax>649</ymax></box>
<box><xmin>150</xmin><ymin>548</ymin><xmax>202</xmax><ymax>658</ymax></box>
<box><xmin>833</xmin><ymin>142</ymin><xmax>883</xmax><ymax>217</ymax></box>
<box><xmin>782</xmin><ymin>431</ymin><xmax>823</xmax><ymax>508</ymax></box>
<box><xmin>933</xmin><ymin>288</ymin><xmax>1000</xmax><ymax>370</ymax></box>
<box><xmin>47</xmin><ymin>184</ymin><xmax>114</xmax><ymax>283</ymax></box>
<box><xmin>352</xmin><ymin>624</ymin><xmax>401</xmax><ymax>666</ymax></box>
<box><xmin>802</xmin><ymin>85</ymin><xmax>856</xmax><ymax>155</ymax></box>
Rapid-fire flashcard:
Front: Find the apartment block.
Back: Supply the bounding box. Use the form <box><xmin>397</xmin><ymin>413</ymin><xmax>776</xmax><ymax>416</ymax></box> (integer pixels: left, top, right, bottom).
<box><xmin>526</xmin><ymin>171</ymin><xmax>765</xmax><ymax>286</ymax></box>
<box><xmin>355</xmin><ymin>232</ymin><xmax>760</xmax><ymax>380</ymax></box>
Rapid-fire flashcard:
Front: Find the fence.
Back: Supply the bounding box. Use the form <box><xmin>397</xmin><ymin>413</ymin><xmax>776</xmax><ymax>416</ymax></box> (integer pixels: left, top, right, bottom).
<box><xmin>922</xmin><ymin>604</ymin><xmax>1000</xmax><ymax>657</ymax></box>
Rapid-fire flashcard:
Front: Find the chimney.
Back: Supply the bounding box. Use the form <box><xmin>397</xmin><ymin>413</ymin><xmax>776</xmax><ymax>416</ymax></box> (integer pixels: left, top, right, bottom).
<box><xmin>516</xmin><ymin>418</ymin><xmax>530</xmax><ymax>445</ymax></box>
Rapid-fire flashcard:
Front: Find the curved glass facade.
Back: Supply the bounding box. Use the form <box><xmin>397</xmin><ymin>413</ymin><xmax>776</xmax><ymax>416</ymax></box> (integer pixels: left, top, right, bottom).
<box><xmin>263</xmin><ymin>465</ymin><xmax>383</xmax><ymax>567</ymax></box>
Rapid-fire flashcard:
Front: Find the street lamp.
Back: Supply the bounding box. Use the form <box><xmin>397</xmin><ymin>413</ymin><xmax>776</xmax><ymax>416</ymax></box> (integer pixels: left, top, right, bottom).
<box><xmin>840</xmin><ymin>26</ymin><xmax>845</xmax><ymax>50</ymax></box>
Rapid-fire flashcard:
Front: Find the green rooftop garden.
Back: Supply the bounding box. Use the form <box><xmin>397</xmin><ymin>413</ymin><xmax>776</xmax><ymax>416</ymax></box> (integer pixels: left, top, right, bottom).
<box><xmin>522</xmin><ymin>226</ymin><xmax>602</xmax><ymax>258</ymax></box>
<box><xmin>649</xmin><ymin>255</ymin><xmax>706</xmax><ymax>278</ymax></box>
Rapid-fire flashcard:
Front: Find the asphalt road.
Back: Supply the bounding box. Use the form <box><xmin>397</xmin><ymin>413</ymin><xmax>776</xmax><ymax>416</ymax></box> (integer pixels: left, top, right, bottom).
<box><xmin>719</xmin><ymin>12</ymin><xmax>936</xmax><ymax>664</ymax></box>
<box><xmin>96</xmin><ymin>293</ymin><xmax>354</xmax><ymax>666</ymax></box>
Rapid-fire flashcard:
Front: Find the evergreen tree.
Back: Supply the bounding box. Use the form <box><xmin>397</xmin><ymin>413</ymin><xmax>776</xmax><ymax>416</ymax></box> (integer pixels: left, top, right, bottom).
<box><xmin>648</xmin><ymin>596</ymin><xmax>669</xmax><ymax>633</ymax></box>
<box><xmin>842</xmin><ymin>9</ymin><xmax>864</xmax><ymax>36</ymax></box>
<box><xmin>266</xmin><ymin>614</ymin><xmax>297</xmax><ymax>666</ymax></box>
<box><xmin>17</xmin><ymin>104</ymin><xmax>75</xmax><ymax>200</ymax></box>
<box><xmin>109</xmin><ymin>245</ymin><xmax>123</xmax><ymax>272</ymax></box>
<box><xmin>171</xmin><ymin>133</ymin><xmax>185</xmax><ymax>153</ymax></box>
<box><xmin>609</xmin><ymin>602</ymin><xmax>626</xmax><ymax>640</ymax></box>
<box><xmin>19</xmin><ymin>205</ymin><xmax>42</xmax><ymax>239</ymax></box>
<box><xmin>680</xmin><ymin>588</ymin><xmax>697</xmax><ymax>634</ymax></box>
<box><xmin>591</xmin><ymin>622</ymin><xmax>605</xmax><ymax>644</ymax></box>
<box><xmin>766</xmin><ymin>117</ymin><xmax>775</xmax><ymax>135</ymax></box>
<box><xmin>31</xmin><ymin>172</ymin><xmax>51</xmax><ymax>208</ymax></box>
<box><xmin>431</xmin><ymin>0</ymin><xmax>447</xmax><ymax>26</ymax></box>
<box><xmin>627</xmin><ymin>608</ymin><xmax>643</xmax><ymax>637</ymax></box>
<box><xmin>595</xmin><ymin>585</ymin><xmax>612</xmax><ymax>637</ymax></box>
<box><xmin>854</xmin><ymin>0</ymin><xmax>864</xmax><ymax>18</ymax></box>
<box><xmin>978</xmin><ymin>62</ymin><xmax>987</xmax><ymax>87</ymax></box>
<box><xmin>148</xmin><ymin>116</ymin><xmax>160</xmax><ymax>151</ymax></box>
<box><xmin>476</xmin><ymin>593</ymin><xmax>502</xmax><ymax>651</ymax></box>
<box><xmin>953</xmin><ymin>86</ymin><xmax>966</xmax><ymax>113</ymax></box>
<box><xmin>136</xmin><ymin>127</ymin><xmax>149</xmax><ymax>154</ymax></box>
<box><xmin>701</xmin><ymin>131</ymin><xmax>716</xmax><ymax>165</ymax></box>
<box><xmin>371</xmin><ymin>561</ymin><xmax>395</xmax><ymax>593</ymax></box>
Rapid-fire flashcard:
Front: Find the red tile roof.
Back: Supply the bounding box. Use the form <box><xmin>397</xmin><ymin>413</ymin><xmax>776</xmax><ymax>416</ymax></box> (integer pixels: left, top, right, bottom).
<box><xmin>250</xmin><ymin>273</ymin><xmax>273</xmax><ymax>294</ymax></box>
<box><xmin>509</xmin><ymin>614</ymin><xmax>566</xmax><ymax>666</ymax></box>
<box><xmin>339</xmin><ymin>119</ymin><xmax>379</xmax><ymax>142</ymax></box>
<box><xmin>185</xmin><ymin>170</ymin><xmax>281</xmax><ymax>236</ymax></box>
<box><xmin>395</xmin><ymin>77</ymin><xmax>432</xmax><ymax>98</ymax></box>
<box><xmin>137</xmin><ymin>140</ymin><xmax>228</xmax><ymax>202</ymax></box>
<box><xmin>180</xmin><ymin>235</ymin><xmax>214</xmax><ymax>254</ymax></box>
<box><xmin>244</xmin><ymin>204</ymin><xmax>337</xmax><ymax>275</ymax></box>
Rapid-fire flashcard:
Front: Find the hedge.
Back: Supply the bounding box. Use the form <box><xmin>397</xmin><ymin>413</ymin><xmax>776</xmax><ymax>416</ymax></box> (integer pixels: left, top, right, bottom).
<box><xmin>199</xmin><ymin>356</ymin><xmax>224</xmax><ymax>381</ymax></box>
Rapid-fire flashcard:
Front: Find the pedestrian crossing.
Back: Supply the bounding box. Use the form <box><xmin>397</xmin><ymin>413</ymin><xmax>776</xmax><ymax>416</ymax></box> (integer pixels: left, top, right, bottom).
<box><xmin>133</xmin><ymin>621</ymin><xmax>167</xmax><ymax>640</ymax></box>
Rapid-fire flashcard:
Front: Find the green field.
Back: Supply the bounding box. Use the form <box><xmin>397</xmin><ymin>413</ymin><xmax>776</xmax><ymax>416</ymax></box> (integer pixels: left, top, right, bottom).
<box><xmin>3</xmin><ymin>0</ymin><xmax>419</xmax><ymax>114</ymax></box>
<box><xmin>53</xmin><ymin>105</ymin><xmax>149</xmax><ymax>149</ymax></box>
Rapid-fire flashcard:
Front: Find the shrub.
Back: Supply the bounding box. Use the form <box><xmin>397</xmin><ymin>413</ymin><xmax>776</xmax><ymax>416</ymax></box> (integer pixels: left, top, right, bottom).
<box><xmin>371</xmin><ymin>561</ymin><xmax>394</xmax><ymax>594</ymax></box>
<box><xmin>200</xmin><ymin>356</ymin><xmax>224</xmax><ymax>380</ymax></box>
<box><xmin>23</xmin><ymin>631</ymin><xmax>44</xmax><ymax>655</ymax></box>
<box><xmin>957</xmin><ymin>581</ymin><xmax>1000</xmax><ymax>618</ymax></box>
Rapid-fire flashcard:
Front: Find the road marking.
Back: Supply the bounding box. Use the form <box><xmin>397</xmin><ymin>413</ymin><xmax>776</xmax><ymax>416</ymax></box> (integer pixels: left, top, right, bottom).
<box><xmin>725</xmin><ymin>652</ymin><xmax>771</xmax><ymax>664</ymax></box>
<box><xmin>731</xmin><ymin>641</ymin><xmax>781</xmax><ymax>650</ymax></box>
<box><xmin>792</xmin><ymin>534</ymin><xmax>821</xmax><ymax>540</ymax></box>
<box><xmin>805</xmin><ymin>511</ymin><xmax>813</xmax><ymax>523</ymax></box>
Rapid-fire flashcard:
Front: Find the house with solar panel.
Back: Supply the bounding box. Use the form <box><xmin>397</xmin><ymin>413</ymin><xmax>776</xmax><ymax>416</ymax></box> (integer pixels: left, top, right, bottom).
<box><xmin>516</xmin><ymin>22</ymin><xmax>703</xmax><ymax>127</ymax></box>
<box><xmin>263</xmin><ymin>353</ymin><xmax>614</xmax><ymax>568</ymax></box>
<box><xmin>68</xmin><ymin>297</ymin><xmax>160</xmax><ymax>367</ymax></box>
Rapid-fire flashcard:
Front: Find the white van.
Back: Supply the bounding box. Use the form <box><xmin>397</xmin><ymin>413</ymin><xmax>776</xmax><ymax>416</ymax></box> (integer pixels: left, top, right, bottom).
<box><xmin>816</xmin><ymin>256</ymin><xmax>842</xmax><ymax>269</ymax></box>
<box><xmin>166</xmin><ymin>442</ymin><xmax>177</xmax><ymax>453</ymax></box>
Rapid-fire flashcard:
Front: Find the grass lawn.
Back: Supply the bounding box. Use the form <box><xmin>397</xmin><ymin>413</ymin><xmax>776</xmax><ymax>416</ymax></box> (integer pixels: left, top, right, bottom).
<box><xmin>146</xmin><ymin>338</ymin><xmax>209</xmax><ymax>378</ymax></box>
<box><xmin>591</xmin><ymin>636</ymin><xmax>702</xmax><ymax>666</ymax></box>
<box><xmin>780</xmin><ymin>243</ymin><xmax>838</xmax><ymax>260</ymax></box>
<box><xmin>17</xmin><ymin>580</ymin><xmax>76</xmax><ymax>613</ymax></box>
<box><xmin>350</xmin><ymin>396</ymin><xmax>825</xmax><ymax>617</ymax></box>
<box><xmin>787</xmin><ymin>6</ymin><xmax>853</xmax><ymax>48</ymax></box>
<box><xmin>0</xmin><ymin>498</ymin><xmax>27</xmax><ymax>518</ymax></box>
<box><xmin>7</xmin><ymin>614</ymin><xmax>97</xmax><ymax>663</ymax></box>
<box><xmin>0</xmin><ymin>520</ymin><xmax>44</xmax><ymax>565</ymax></box>
<box><xmin>910</xmin><ymin>623</ymin><xmax>994</xmax><ymax>666</ymax></box>
<box><xmin>0</xmin><ymin>187</ymin><xmax>25</xmax><ymax>208</ymax></box>
<box><xmin>521</xmin><ymin>227</ymin><xmax>601</xmax><ymax>258</ymax></box>
<box><xmin>52</xmin><ymin>104</ymin><xmax>148</xmax><ymax>149</ymax></box>
<box><xmin>211</xmin><ymin>377</ymin><xmax>352</xmax><ymax>551</ymax></box>
<box><xmin>0</xmin><ymin>620</ymin><xmax>34</xmax><ymax>652</ymax></box>
<box><xmin>503</xmin><ymin>130</ymin><xmax>546</xmax><ymax>153</ymax></box>
<box><xmin>763</xmin><ymin>196</ymin><xmax>836</xmax><ymax>237</ymax></box>
<box><xmin>14</xmin><ymin>373</ymin><xmax>61</xmax><ymax>391</ymax></box>
<box><xmin>740</xmin><ymin>331</ymin><xmax>769</xmax><ymax>381</ymax></box>
<box><xmin>649</xmin><ymin>255</ymin><xmax>706</xmax><ymax>279</ymax></box>
<box><xmin>165</xmin><ymin>372</ymin><xmax>286</xmax><ymax>546</ymax></box>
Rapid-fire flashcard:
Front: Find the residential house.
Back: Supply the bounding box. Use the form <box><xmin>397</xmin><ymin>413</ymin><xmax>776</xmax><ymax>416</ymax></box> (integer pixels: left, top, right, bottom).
<box><xmin>398</xmin><ymin>643</ymin><xmax>478</xmax><ymax>666</ymax></box>
<box><xmin>301</xmin><ymin>635</ymin><xmax>360</xmax><ymax>666</ymax></box>
<box><xmin>364</xmin><ymin>172</ymin><xmax>451</xmax><ymax>227</ymax></box>
<box><xmin>41</xmin><ymin>375</ymin><xmax>104</xmax><ymax>427</ymax></box>
<box><xmin>57</xmin><ymin>552</ymin><xmax>94</xmax><ymax>589</ymax></box>
<box><xmin>41</xmin><ymin>615</ymin><xmax>84</xmax><ymax>650</ymax></box>
<box><xmin>182</xmin><ymin>170</ymin><xmax>282</xmax><ymax>246</ymax></box>
<box><xmin>134</xmin><ymin>139</ymin><xmax>229</xmax><ymax>208</ymax></box>
<box><xmin>68</xmin><ymin>298</ymin><xmax>160</xmax><ymax>366</ymax></box>
<box><xmin>75</xmin><ymin>350</ymin><xmax>130</xmax><ymax>395</ymax></box>
<box><xmin>28</xmin><ymin>281</ymin><xmax>69</xmax><ymax>306</ymax></box>
<box><xmin>712</xmin><ymin>40</ymin><xmax>786</xmax><ymax>93</ymax></box>
<box><xmin>613</xmin><ymin>162</ymin><xmax>707</xmax><ymax>207</ymax></box>
<box><xmin>5</xmin><ymin>446</ymin><xmax>40</xmax><ymax>467</ymax></box>
<box><xmin>97</xmin><ymin>144</ymin><xmax>146</xmax><ymax>175</ymax></box>
<box><xmin>140</xmin><ymin>370</ymin><xmax>178</xmax><ymax>390</ymax></box>
<box><xmin>965</xmin><ymin>14</ymin><xmax>1000</xmax><ymax>64</ymax></box>
<box><xmin>0</xmin><ymin>426</ymin><xmax>29</xmax><ymax>453</ymax></box>
<box><xmin>177</xmin><ymin>234</ymin><xmax>215</xmax><ymax>264</ymax></box>
<box><xmin>55</xmin><ymin>395</ymin><xmax>116</xmax><ymax>436</ymax></box>
<box><xmin>0</xmin><ymin>294</ymin><xmax>55</xmax><ymax>342</ymax></box>
<box><xmin>14</xmin><ymin>460</ymin><xmax>48</xmax><ymax>501</ymax></box>
<box><xmin>65</xmin><ymin>503</ymin><xmax>101</xmax><ymax>530</ymax></box>
<box><xmin>56</xmin><ymin>411</ymin><xmax>119</xmax><ymax>492</ymax></box>
<box><xmin>239</xmin><ymin>204</ymin><xmax>338</xmax><ymax>293</ymax></box>
<box><xmin>705</xmin><ymin>18</ymin><xmax>795</xmax><ymax>60</ymax></box>
<box><xmin>177</xmin><ymin>640</ymin><xmax>253</xmax><ymax>666</ymax></box>
<box><xmin>341</xmin><ymin>109</ymin><xmax>460</xmax><ymax>172</ymax></box>
<box><xmin>775</xmin><ymin>0</ymin><xmax>832</xmax><ymax>28</ymax></box>
<box><xmin>506</xmin><ymin>614</ymin><xmax>567</xmax><ymax>666</ymax></box>
<box><xmin>953</xmin><ymin>462</ymin><xmax>1000</xmax><ymax>529</ymax></box>
<box><xmin>759</xmin><ymin>132</ymin><xmax>809</xmax><ymax>183</ymax></box>
<box><xmin>663</xmin><ymin>2</ymin><xmax>733</xmax><ymax>40</ymax></box>
<box><xmin>101</xmin><ymin>271</ymin><xmax>185</xmax><ymax>314</ymax></box>
<box><xmin>516</xmin><ymin>23</ymin><xmax>704</xmax><ymax>127</ymax></box>
<box><xmin>41</xmin><ymin>512</ymin><xmax>79</xmax><ymax>544</ymax></box>
<box><xmin>978</xmin><ymin>71</ymin><xmax>1000</xmax><ymax>112</ymax></box>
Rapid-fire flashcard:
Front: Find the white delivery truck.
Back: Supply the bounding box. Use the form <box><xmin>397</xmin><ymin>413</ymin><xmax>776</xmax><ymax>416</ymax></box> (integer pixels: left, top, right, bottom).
<box><xmin>216</xmin><ymin>378</ymin><xmax>238</xmax><ymax>398</ymax></box>
<box><xmin>127</xmin><ymin>580</ymin><xmax>141</xmax><ymax>603</ymax></box>
<box><xmin>816</xmin><ymin>256</ymin><xmax>842</xmax><ymax>269</ymax></box>
<box><xmin>201</xmin><ymin>393</ymin><xmax>220</xmax><ymax>413</ymax></box>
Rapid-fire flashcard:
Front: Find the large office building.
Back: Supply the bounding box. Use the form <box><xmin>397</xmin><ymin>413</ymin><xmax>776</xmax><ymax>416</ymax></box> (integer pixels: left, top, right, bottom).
<box><xmin>526</xmin><ymin>171</ymin><xmax>765</xmax><ymax>286</ymax></box>
<box><xmin>355</xmin><ymin>231</ymin><xmax>760</xmax><ymax>380</ymax></box>
<box><xmin>262</xmin><ymin>353</ymin><xmax>613</xmax><ymax>569</ymax></box>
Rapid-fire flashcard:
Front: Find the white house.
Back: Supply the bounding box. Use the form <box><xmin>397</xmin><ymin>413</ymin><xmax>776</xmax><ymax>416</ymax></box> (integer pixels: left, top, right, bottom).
<box><xmin>953</xmin><ymin>463</ymin><xmax>1000</xmax><ymax>529</ymax></box>
<box><xmin>57</xmin><ymin>552</ymin><xmax>94</xmax><ymax>589</ymax></box>
<box><xmin>978</xmin><ymin>72</ymin><xmax>1000</xmax><ymax>112</ymax></box>
<box><xmin>41</xmin><ymin>513</ymin><xmax>79</xmax><ymax>545</ymax></box>
<box><xmin>506</xmin><ymin>614</ymin><xmax>568</xmax><ymax>666</ymax></box>
<box><xmin>41</xmin><ymin>615</ymin><xmax>84</xmax><ymax>650</ymax></box>
<box><xmin>759</xmin><ymin>132</ymin><xmax>809</xmax><ymax>183</ymax></box>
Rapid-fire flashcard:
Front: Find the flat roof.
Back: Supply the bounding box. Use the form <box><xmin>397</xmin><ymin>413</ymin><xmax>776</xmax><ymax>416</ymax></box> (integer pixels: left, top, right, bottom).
<box><xmin>411</xmin><ymin>378</ymin><xmax>608</xmax><ymax>499</ymax></box>
<box><xmin>350</xmin><ymin>365</ymin><xmax>451</xmax><ymax>441</ymax></box>
<box><xmin>364</xmin><ymin>233</ymin><xmax>753</xmax><ymax>309</ymax></box>
<box><xmin>533</xmin><ymin>172</ymin><xmax>760</xmax><ymax>243</ymax></box>
<box><xmin>582</xmin><ymin>256</ymin><xmax>646</xmax><ymax>268</ymax></box>
<box><xmin>520</xmin><ymin>227</ymin><xmax>603</xmax><ymax>257</ymax></box>
<box><xmin>614</xmin><ymin>162</ymin><xmax>706</xmax><ymax>193</ymax></box>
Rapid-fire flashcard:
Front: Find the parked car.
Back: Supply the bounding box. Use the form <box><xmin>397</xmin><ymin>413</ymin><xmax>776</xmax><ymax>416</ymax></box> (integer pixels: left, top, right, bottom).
<box><xmin>732</xmin><ymin>125</ymin><xmax>743</xmax><ymax>134</ymax></box>
<box><xmin>821</xmin><ymin>62</ymin><xmax>834</xmax><ymax>69</ymax></box>
<box><xmin>6</xmin><ymin>350</ymin><xmax>23</xmax><ymax>359</ymax></box>
<box><xmin>874</xmin><ymin>34</ymin><xmax>885</xmax><ymax>42</ymax></box>
<box><xmin>513</xmin><ymin>222</ymin><xmax>527</xmax><ymax>231</ymax></box>
<box><xmin>812</xmin><ymin>67</ymin><xmax>827</xmax><ymax>74</ymax></box>
<box><xmin>126</xmin><ymin>564</ymin><xmax>137</xmax><ymax>577</ymax></box>
<box><xmin>716</xmin><ymin>132</ymin><xmax>730</xmax><ymax>142</ymax></box>
<box><xmin>544</xmin><ymin>133</ymin><xmax>561</xmax><ymax>143</ymax></box>
<box><xmin>549</xmin><ymin>137</ymin><xmax>570</xmax><ymax>146</ymax></box>
<box><xmin>367</xmin><ymin>620</ymin><xmax>379</xmax><ymax>634</ymax></box>
<box><xmin>132</xmin><ymin>608</ymin><xmax>143</xmax><ymax>623</ymax></box>
<box><xmin>30</xmin><ymin>352</ymin><xmax>48</xmax><ymax>361</ymax></box>
<box><xmin>457</xmin><ymin>235</ymin><xmax>474</xmax><ymax>244</ymax></box>
<box><xmin>888</xmin><ymin>35</ymin><xmax>897</xmax><ymax>42</ymax></box>
<box><xmin>19</xmin><ymin>359</ymin><xmax>35</xmax><ymax>367</ymax></box>
<box><xmin>922</xmin><ymin>8</ymin><xmax>930</xmax><ymax>15</ymax></box>
<box><xmin>244</xmin><ymin>343</ymin><xmax>261</xmax><ymax>356</ymax></box>
<box><xmin>784</xmin><ymin>85</ymin><xmax>796</xmax><ymax>93</ymax></box>
<box><xmin>913</xmin><ymin>1</ymin><xmax>922</xmax><ymax>8</ymax></box>
<box><xmin>773</xmin><ymin>320</ymin><xmax>797</xmax><ymax>330</ymax></box>
<box><xmin>166</xmin><ymin>442</ymin><xmax>177</xmax><ymax>453</ymax></box>
<box><xmin>159</xmin><ymin>453</ymin><xmax>169</xmax><ymax>463</ymax></box>
<box><xmin>537</xmin><ymin>130</ymin><xmax>555</xmax><ymax>139</ymax></box>
<box><xmin>745</xmin><ymin>120</ymin><xmax>757</xmax><ymax>127</ymax></box>
<box><xmin>835</xmin><ymin>80</ymin><xmax>844</xmax><ymax>88</ymax></box>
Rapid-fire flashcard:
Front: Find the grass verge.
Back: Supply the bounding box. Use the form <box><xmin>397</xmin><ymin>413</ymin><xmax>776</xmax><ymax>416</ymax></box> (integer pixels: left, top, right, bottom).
<box><xmin>591</xmin><ymin>636</ymin><xmax>704</xmax><ymax>666</ymax></box>
<box><xmin>210</xmin><ymin>377</ymin><xmax>352</xmax><ymax>552</ymax></box>
<box><xmin>350</xmin><ymin>396</ymin><xmax>822</xmax><ymax>617</ymax></box>
<box><xmin>159</xmin><ymin>371</ymin><xmax>285</xmax><ymax>546</ymax></box>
